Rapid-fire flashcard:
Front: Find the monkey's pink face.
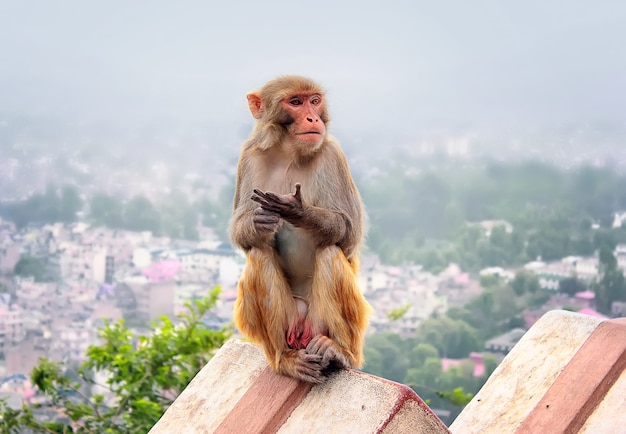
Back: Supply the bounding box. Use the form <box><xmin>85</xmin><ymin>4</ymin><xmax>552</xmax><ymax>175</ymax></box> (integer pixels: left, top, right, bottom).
<box><xmin>281</xmin><ymin>93</ymin><xmax>327</xmax><ymax>147</ymax></box>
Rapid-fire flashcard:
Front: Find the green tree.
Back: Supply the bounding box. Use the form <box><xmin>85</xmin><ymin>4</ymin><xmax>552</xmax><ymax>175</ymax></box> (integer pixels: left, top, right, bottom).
<box><xmin>197</xmin><ymin>184</ymin><xmax>235</xmax><ymax>240</ymax></box>
<box><xmin>0</xmin><ymin>288</ymin><xmax>230</xmax><ymax>433</ymax></box>
<box><xmin>593</xmin><ymin>228</ymin><xmax>618</xmax><ymax>251</ymax></box>
<box><xmin>405</xmin><ymin>357</ymin><xmax>443</xmax><ymax>397</ymax></box>
<box><xmin>558</xmin><ymin>277</ymin><xmax>586</xmax><ymax>296</ymax></box>
<box><xmin>594</xmin><ymin>246</ymin><xmax>626</xmax><ymax>313</ymax></box>
<box><xmin>511</xmin><ymin>271</ymin><xmax>540</xmax><ymax>296</ymax></box>
<box><xmin>42</xmin><ymin>183</ymin><xmax>61</xmax><ymax>222</ymax></box>
<box><xmin>160</xmin><ymin>189</ymin><xmax>199</xmax><ymax>241</ymax></box>
<box><xmin>363</xmin><ymin>333</ymin><xmax>410</xmax><ymax>382</ymax></box>
<box><xmin>89</xmin><ymin>193</ymin><xmax>124</xmax><ymax>228</ymax></box>
<box><xmin>526</xmin><ymin>227</ymin><xmax>571</xmax><ymax>262</ymax></box>
<box><xmin>451</xmin><ymin>281</ymin><xmax>526</xmax><ymax>341</ymax></box>
<box><xmin>123</xmin><ymin>195</ymin><xmax>161</xmax><ymax>234</ymax></box>
<box><xmin>59</xmin><ymin>185</ymin><xmax>83</xmax><ymax>223</ymax></box>
<box><xmin>14</xmin><ymin>256</ymin><xmax>47</xmax><ymax>282</ymax></box>
<box><xmin>478</xmin><ymin>274</ymin><xmax>500</xmax><ymax>289</ymax></box>
<box><xmin>413</xmin><ymin>317</ymin><xmax>481</xmax><ymax>359</ymax></box>
<box><xmin>409</xmin><ymin>343</ymin><xmax>439</xmax><ymax>367</ymax></box>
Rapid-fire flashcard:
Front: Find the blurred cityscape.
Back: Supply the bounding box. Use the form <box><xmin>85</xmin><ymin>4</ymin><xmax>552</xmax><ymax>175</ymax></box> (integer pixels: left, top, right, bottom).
<box><xmin>2</xmin><ymin>117</ymin><xmax>626</xmax><ymax>423</ymax></box>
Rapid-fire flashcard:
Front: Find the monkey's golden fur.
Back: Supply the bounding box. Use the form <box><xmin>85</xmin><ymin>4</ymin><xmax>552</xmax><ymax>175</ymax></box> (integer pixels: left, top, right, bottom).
<box><xmin>230</xmin><ymin>76</ymin><xmax>371</xmax><ymax>383</ymax></box>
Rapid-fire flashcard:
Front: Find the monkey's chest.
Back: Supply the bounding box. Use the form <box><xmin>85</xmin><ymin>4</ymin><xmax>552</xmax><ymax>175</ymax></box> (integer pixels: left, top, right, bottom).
<box><xmin>275</xmin><ymin>224</ymin><xmax>316</xmax><ymax>297</ymax></box>
<box><xmin>262</xmin><ymin>160</ymin><xmax>315</xmax><ymax>196</ymax></box>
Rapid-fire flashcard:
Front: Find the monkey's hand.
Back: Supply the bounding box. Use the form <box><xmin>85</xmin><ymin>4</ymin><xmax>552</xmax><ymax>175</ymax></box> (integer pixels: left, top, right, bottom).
<box><xmin>306</xmin><ymin>335</ymin><xmax>350</xmax><ymax>371</ymax></box>
<box><xmin>252</xmin><ymin>207</ymin><xmax>281</xmax><ymax>234</ymax></box>
<box><xmin>293</xmin><ymin>349</ymin><xmax>326</xmax><ymax>384</ymax></box>
<box><xmin>251</xmin><ymin>184</ymin><xmax>304</xmax><ymax>224</ymax></box>
<box><xmin>252</xmin><ymin>183</ymin><xmax>347</xmax><ymax>248</ymax></box>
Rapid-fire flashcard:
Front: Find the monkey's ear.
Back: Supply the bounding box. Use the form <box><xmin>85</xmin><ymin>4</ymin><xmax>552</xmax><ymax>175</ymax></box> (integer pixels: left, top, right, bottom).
<box><xmin>247</xmin><ymin>92</ymin><xmax>263</xmax><ymax>119</ymax></box>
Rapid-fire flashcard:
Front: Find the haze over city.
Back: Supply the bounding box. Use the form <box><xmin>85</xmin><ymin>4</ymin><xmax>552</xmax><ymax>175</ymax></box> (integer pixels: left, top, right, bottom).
<box><xmin>1</xmin><ymin>0</ymin><xmax>624</xmax><ymax>139</ymax></box>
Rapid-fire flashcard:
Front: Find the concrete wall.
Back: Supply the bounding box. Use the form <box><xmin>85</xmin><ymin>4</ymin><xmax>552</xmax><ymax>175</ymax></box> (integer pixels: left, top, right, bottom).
<box><xmin>149</xmin><ymin>339</ymin><xmax>449</xmax><ymax>434</ymax></box>
<box><xmin>451</xmin><ymin>310</ymin><xmax>626</xmax><ymax>433</ymax></box>
<box><xmin>150</xmin><ymin>310</ymin><xmax>626</xmax><ymax>433</ymax></box>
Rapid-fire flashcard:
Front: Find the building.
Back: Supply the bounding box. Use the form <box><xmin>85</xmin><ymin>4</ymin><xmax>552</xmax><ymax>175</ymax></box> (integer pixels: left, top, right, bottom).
<box><xmin>441</xmin><ymin>352</ymin><xmax>487</xmax><ymax>377</ymax></box>
<box><xmin>0</xmin><ymin>307</ymin><xmax>26</xmax><ymax>354</ymax></box>
<box><xmin>126</xmin><ymin>278</ymin><xmax>176</xmax><ymax>323</ymax></box>
<box><xmin>54</xmin><ymin>321</ymin><xmax>96</xmax><ymax>363</ymax></box>
<box><xmin>0</xmin><ymin>242</ymin><xmax>20</xmax><ymax>274</ymax></box>
<box><xmin>485</xmin><ymin>328</ymin><xmax>526</xmax><ymax>355</ymax></box>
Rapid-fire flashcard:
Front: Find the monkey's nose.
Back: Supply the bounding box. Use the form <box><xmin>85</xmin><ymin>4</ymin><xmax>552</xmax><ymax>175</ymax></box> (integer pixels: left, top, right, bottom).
<box><xmin>306</xmin><ymin>117</ymin><xmax>318</xmax><ymax>122</ymax></box>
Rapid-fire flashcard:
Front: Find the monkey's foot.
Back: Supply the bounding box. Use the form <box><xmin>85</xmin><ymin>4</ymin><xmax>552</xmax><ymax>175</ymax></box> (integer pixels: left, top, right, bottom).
<box><xmin>305</xmin><ymin>335</ymin><xmax>350</xmax><ymax>371</ymax></box>
<box><xmin>281</xmin><ymin>349</ymin><xmax>326</xmax><ymax>384</ymax></box>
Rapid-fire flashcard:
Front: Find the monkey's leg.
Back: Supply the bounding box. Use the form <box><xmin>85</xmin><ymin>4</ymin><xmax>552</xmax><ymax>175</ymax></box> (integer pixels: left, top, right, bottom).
<box><xmin>234</xmin><ymin>248</ymin><xmax>326</xmax><ymax>383</ymax></box>
<box><xmin>307</xmin><ymin>246</ymin><xmax>372</xmax><ymax>369</ymax></box>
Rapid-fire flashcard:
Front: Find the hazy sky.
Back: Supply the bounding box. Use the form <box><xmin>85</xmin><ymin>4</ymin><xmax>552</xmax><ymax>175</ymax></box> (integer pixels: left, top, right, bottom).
<box><xmin>1</xmin><ymin>1</ymin><xmax>624</xmax><ymax>134</ymax></box>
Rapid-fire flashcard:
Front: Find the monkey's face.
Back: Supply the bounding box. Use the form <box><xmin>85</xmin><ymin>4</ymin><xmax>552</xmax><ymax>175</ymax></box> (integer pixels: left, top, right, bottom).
<box><xmin>280</xmin><ymin>93</ymin><xmax>327</xmax><ymax>148</ymax></box>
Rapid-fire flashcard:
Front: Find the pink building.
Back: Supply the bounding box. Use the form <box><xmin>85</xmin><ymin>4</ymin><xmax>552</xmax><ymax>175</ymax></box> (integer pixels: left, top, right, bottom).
<box><xmin>141</xmin><ymin>259</ymin><xmax>181</xmax><ymax>283</ymax></box>
<box><xmin>441</xmin><ymin>352</ymin><xmax>486</xmax><ymax>377</ymax></box>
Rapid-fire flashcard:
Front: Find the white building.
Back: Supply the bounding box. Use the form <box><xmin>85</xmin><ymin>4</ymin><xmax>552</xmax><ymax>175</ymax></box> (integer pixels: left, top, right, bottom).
<box><xmin>0</xmin><ymin>307</ymin><xmax>26</xmax><ymax>354</ymax></box>
<box><xmin>613</xmin><ymin>212</ymin><xmax>626</xmax><ymax>229</ymax></box>
<box><xmin>55</xmin><ymin>321</ymin><xmax>96</xmax><ymax>363</ymax></box>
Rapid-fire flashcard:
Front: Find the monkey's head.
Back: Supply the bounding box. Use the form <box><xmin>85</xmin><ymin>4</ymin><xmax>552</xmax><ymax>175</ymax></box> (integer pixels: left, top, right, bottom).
<box><xmin>246</xmin><ymin>76</ymin><xmax>331</xmax><ymax>157</ymax></box>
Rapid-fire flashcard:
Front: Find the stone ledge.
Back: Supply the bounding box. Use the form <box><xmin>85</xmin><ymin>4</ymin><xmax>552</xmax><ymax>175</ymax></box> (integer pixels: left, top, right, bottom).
<box><xmin>149</xmin><ymin>339</ymin><xmax>449</xmax><ymax>434</ymax></box>
<box><xmin>451</xmin><ymin>310</ymin><xmax>626</xmax><ymax>434</ymax></box>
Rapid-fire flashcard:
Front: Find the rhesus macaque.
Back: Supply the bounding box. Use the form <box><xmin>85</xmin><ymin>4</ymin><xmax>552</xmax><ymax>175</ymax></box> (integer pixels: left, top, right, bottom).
<box><xmin>229</xmin><ymin>75</ymin><xmax>371</xmax><ymax>383</ymax></box>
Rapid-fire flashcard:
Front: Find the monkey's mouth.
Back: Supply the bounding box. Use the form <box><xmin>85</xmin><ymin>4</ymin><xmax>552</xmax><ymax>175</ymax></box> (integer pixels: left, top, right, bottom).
<box><xmin>297</xmin><ymin>132</ymin><xmax>322</xmax><ymax>135</ymax></box>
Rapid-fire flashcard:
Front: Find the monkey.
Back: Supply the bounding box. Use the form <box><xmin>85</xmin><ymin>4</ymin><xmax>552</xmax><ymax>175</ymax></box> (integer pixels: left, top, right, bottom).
<box><xmin>229</xmin><ymin>75</ymin><xmax>371</xmax><ymax>384</ymax></box>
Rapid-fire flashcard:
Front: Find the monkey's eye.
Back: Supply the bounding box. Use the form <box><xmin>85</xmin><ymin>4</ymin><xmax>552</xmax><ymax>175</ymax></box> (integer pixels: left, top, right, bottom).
<box><xmin>311</xmin><ymin>96</ymin><xmax>321</xmax><ymax>105</ymax></box>
<box><xmin>289</xmin><ymin>98</ymin><xmax>303</xmax><ymax>106</ymax></box>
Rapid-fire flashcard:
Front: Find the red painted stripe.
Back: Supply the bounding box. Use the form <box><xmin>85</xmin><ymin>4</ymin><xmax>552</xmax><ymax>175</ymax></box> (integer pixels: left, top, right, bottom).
<box><xmin>214</xmin><ymin>367</ymin><xmax>313</xmax><ymax>434</ymax></box>
<box><xmin>372</xmin><ymin>373</ymin><xmax>451</xmax><ymax>434</ymax></box>
<box><xmin>516</xmin><ymin>318</ymin><xmax>626</xmax><ymax>434</ymax></box>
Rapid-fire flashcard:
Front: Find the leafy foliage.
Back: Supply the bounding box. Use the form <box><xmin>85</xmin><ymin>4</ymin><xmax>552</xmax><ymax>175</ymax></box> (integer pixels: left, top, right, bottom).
<box><xmin>89</xmin><ymin>193</ymin><xmax>125</xmax><ymax>229</ymax></box>
<box><xmin>2</xmin><ymin>184</ymin><xmax>224</xmax><ymax>242</ymax></box>
<box><xmin>365</xmin><ymin>329</ymin><xmax>499</xmax><ymax>423</ymax></box>
<box><xmin>14</xmin><ymin>256</ymin><xmax>48</xmax><ymax>282</ymax></box>
<box><xmin>412</xmin><ymin>317</ymin><xmax>481</xmax><ymax>359</ymax></box>
<box><xmin>363</xmin><ymin>333</ymin><xmax>411</xmax><ymax>383</ymax></box>
<box><xmin>558</xmin><ymin>276</ymin><xmax>586</xmax><ymax>296</ymax></box>
<box><xmin>0</xmin><ymin>287</ymin><xmax>230</xmax><ymax>433</ymax></box>
<box><xmin>436</xmin><ymin>388</ymin><xmax>474</xmax><ymax>407</ymax></box>
<box><xmin>1</xmin><ymin>183</ymin><xmax>83</xmax><ymax>229</ymax></box>
<box><xmin>594</xmin><ymin>247</ymin><xmax>626</xmax><ymax>313</ymax></box>
<box><xmin>359</xmin><ymin>161</ymin><xmax>626</xmax><ymax>271</ymax></box>
<box><xmin>511</xmin><ymin>271</ymin><xmax>540</xmax><ymax>296</ymax></box>
<box><xmin>387</xmin><ymin>302</ymin><xmax>411</xmax><ymax>321</ymax></box>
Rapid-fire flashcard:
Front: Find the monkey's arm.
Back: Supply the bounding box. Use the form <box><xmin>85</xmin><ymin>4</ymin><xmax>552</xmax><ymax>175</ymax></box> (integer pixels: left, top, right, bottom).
<box><xmin>229</xmin><ymin>158</ymin><xmax>281</xmax><ymax>250</ymax></box>
<box><xmin>251</xmin><ymin>140</ymin><xmax>363</xmax><ymax>256</ymax></box>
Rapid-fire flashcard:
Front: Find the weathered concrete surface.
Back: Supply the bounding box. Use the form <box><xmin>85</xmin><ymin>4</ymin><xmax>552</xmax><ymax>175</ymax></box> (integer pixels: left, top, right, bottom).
<box><xmin>149</xmin><ymin>339</ymin><xmax>267</xmax><ymax>434</ymax></box>
<box><xmin>278</xmin><ymin>368</ymin><xmax>446</xmax><ymax>434</ymax></box>
<box><xmin>516</xmin><ymin>317</ymin><xmax>626</xmax><ymax>433</ymax></box>
<box><xmin>214</xmin><ymin>366</ymin><xmax>313</xmax><ymax>434</ymax></box>
<box><xmin>150</xmin><ymin>339</ymin><xmax>449</xmax><ymax>434</ymax></box>
<box><xmin>451</xmin><ymin>310</ymin><xmax>626</xmax><ymax>434</ymax></box>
